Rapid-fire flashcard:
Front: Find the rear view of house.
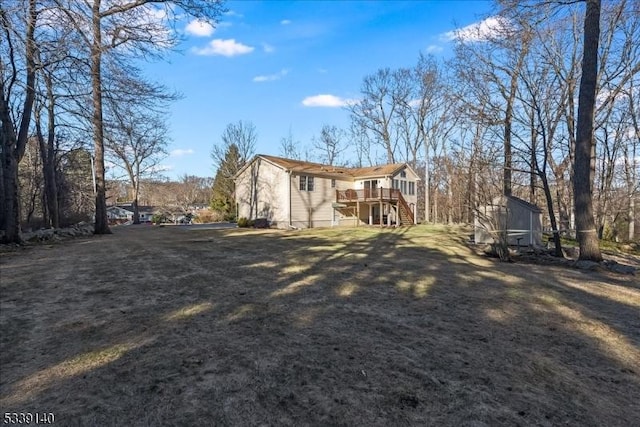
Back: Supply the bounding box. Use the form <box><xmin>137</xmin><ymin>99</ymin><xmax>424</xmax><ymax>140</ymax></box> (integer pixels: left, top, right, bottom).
<box><xmin>234</xmin><ymin>155</ymin><xmax>420</xmax><ymax>229</ymax></box>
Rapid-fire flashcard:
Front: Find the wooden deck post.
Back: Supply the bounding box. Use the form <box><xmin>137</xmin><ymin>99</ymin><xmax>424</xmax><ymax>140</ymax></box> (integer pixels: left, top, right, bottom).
<box><xmin>356</xmin><ymin>201</ymin><xmax>360</xmax><ymax>227</ymax></box>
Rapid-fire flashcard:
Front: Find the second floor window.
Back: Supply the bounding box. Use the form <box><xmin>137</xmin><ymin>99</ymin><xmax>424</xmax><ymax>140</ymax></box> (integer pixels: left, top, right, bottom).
<box><xmin>331</xmin><ymin>179</ymin><xmax>336</xmax><ymax>188</ymax></box>
<box><xmin>300</xmin><ymin>175</ymin><xmax>314</xmax><ymax>191</ymax></box>
<box><xmin>409</xmin><ymin>182</ymin><xmax>415</xmax><ymax>195</ymax></box>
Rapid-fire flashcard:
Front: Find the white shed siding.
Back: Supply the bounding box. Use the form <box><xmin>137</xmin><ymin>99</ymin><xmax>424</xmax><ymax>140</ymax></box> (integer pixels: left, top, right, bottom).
<box><xmin>474</xmin><ymin>196</ymin><xmax>543</xmax><ymax>246</ymax></box>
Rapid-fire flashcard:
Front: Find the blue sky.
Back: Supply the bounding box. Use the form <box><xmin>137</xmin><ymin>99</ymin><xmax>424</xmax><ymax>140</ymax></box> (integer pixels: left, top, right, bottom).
<box><xmin>143</xmin><ymin>0</ymin><xmax>494</xmax><ymax>179</ymax></box>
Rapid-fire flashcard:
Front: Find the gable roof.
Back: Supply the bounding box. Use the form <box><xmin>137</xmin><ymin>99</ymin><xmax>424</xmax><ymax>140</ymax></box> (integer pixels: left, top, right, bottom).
<box><xmin>506</xmin><ymin>195</ymin><xmax>543</xmax><ymax>213</ymax></box>
<box><xmin>237</xmin><ymin>154</ymin><xmax>418</xmax><ymax>180</ymax></box>
<box><xmin>489</xmin><ymin>195</ymin><xmax>543</xmax><ymax>213</ymax></box>
<box><xmin>260</xmin><ymin>155</ymin><xmax>353</xmax><ymax>178</ymax></box>
<box><xmin>348</xmin><ymin>163</ymin><xmax>407</xmax><ymax>179</ymax></box>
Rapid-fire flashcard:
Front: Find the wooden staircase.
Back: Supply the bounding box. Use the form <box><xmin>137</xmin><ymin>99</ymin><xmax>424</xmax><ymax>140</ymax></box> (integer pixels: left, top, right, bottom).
<box><xmin>396</xmin><ymin>192</ymin><xmax>414</xmax><ymax>225</ymax></box>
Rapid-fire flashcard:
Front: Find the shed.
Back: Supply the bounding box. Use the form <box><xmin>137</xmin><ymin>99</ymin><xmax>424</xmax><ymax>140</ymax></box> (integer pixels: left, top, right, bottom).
<box><xmin>474</xmin><ymin>195</ymin><xmax>543</xmax><ymax>246</ymax></box>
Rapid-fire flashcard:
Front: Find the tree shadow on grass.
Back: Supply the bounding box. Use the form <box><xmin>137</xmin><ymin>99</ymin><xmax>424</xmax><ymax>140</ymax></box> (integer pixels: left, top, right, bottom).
<box><xmin>0</xmin><ymin>225</ymin><xmax>638</xmax><ymax>426</ymax></box>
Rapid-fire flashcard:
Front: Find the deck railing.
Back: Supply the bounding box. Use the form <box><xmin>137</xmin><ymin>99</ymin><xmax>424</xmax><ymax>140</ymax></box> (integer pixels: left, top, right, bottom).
<box><xmin>336</xmin><ymin>188</ymin><xmax>414</xmax><ymax>224</ymax></box>
<box><xmin>336</xmin><ymin>188</ymin><xmax>401</xmax><ymax>202</ymax></box>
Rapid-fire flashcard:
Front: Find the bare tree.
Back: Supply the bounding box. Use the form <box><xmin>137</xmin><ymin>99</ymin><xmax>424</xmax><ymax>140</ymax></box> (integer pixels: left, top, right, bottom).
<box><xmin>451</xmin><ymin>8</ymin><xmax>533</xmax><ymax>198</ymax></box>
<box><xmin>104</xmin><ymin>101</ymin><xmax>169</xmax><ymax>224</ymax></box>
<box><xmin>348</xmin><ymin>68</ymin><xmax>406</xmax><ymax>163</ymax></box>
<box><xmin>212</xmin><ymin>120</ymin><xmax>257</xmax><ymax>175</ymax></box>
<box><xmin>574</xmin><ymin>0</ymin><xmax>603</xmax><ymax>261</ymax></box>
<box><xmin>34</xmin><ymin>69</ymin><xmax>60</xmax><ymax>228</ymax></box>
<box><xmin>623</xmin><ymin>79</ymin><xmax>639</xmax><ymax>241</ymax></box>
<box><xmin>411</xmin><ymin>54</ymin><xmax>456</xmax><ymax>222</ymax></box>
<box><xmin>279</xmin><ymin>127</ymin><xmax>303</xmax><ymax>160</ymax></box>
<box><xmin>55</xmin><ymin>0</ymin><xmax>225</xmax><ymax>235</ymax></box>
<box><xmin>0</xmin><ymin>0</ymin><xmax>38</xmax><ymax>243</ymax></box>
<box><xmin>312</xmin><ymin>124</ymin><xmax>346</xmax><ymax>165</ymax></box>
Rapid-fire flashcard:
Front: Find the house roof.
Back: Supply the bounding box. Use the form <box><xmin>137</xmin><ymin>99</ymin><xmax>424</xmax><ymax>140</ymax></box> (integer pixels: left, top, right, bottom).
<box><xmin>112</xmin><ymin>204</ymin><xmax>155</xmax><ymax>213</ymax></box>
<box><xmin>348</xmin><ymin>163</ymin><xmax>407</xmax><ymax>178</ymax></box>
<box><xmin>241</xmin><ymin>154</ymin><xmax>418</xmax><ymax>180</ymax></box>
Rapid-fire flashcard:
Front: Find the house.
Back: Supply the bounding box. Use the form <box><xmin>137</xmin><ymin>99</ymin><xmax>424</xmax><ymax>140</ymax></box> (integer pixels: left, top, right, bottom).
<box><xmin>107</xmin><ymin>204</ymin><xmax>155</xmax><ymax>224</ymax></box>
<box><xmin>107</xmin><ymin>205</ymin><xmax>134</xmax><ymax>222</ymax></box>
<box><xmin>234</xmin><ymin>155</ymin><xmax>420</xmax><ymax>228</ymax></box>
<box><xmin>474</xmin><ymin>195</ymin><xmax>543</xmax><ymax>246</ymax></box>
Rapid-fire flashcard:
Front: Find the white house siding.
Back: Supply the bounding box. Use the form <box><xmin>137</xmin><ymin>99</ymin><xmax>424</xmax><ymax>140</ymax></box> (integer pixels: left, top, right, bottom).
<box><xmin>236</xmin><ymin>158</ymin><xmax>288</xmax><ymax>225</ymax></box>
<box><xmin>391</xmin><ymin>167</ymin><xmax>419</xmax><ymax>218</ymax></box>
<box><xmin>290</xmin><ymin>174</ymin><xmax>347</xmax><ymax>228</ymax></box>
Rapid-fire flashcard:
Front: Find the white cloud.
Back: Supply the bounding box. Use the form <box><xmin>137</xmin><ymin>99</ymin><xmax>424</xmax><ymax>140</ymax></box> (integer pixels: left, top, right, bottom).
<box><xmin>263</xmin><ymin>43</ymin><xmax>275</xmax><ymax>53</ymax></box>
<box><xmin>224</xmin><ymin>10</ymin><xmax>244</xmax><ymax>18</ymax></box>
<box><xmin>426</xmin><ymin>44</ymin><xmax>443</xmax><ymax>53</ymax></box>
<box><xmin>442</xmin><ymin>16</ymin><xmax>511</xmax><ymax>43</ymax></box>
<box><xmin>281</xmin><ymin>19</ymin><xmax>292</xmax><ymax>25</ymax></box>
<box><xmin>253</xmin><ymin>69</ymin><xmax>290</xmax><ymax>82</ymax></box>
<box><xmin>193</xmin><ymin>39</ymin><xmax>254</xmax><ymax>56</ymax></box>
<box><xmin>185</xmin><ymin>19</ymin><xmax>214</xmax><ymax>37</ymax></box>
<box><xmin>171</xmin><ymin>148</ymin><xmax>195</xmax><ymax>157</ymax></box>
<box><xmin>302</xmin><ymin>94</ymin><xmax>357</xmax><ymax>108</ymax></box>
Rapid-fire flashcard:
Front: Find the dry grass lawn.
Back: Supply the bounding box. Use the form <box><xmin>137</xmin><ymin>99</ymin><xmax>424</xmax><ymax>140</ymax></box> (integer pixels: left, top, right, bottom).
<box><xmin>1</xmin><ymin>224</ymin><xmax>639</xmax><ymax>426</ymax></box>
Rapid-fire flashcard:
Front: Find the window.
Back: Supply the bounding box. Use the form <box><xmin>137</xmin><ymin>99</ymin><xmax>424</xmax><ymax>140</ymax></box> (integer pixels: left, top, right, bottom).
<box><xmin>393</xmin><ymin>179</ymin><xmax>399</xmax><ymax>189</ymax></box>
<box><xmin>409</xmin><ymin>182</ymin><xmax>415</xmax><ymax>195</ymax></box>
<box><xmin>400</xmin><ymin>170</ymin><xmax>407</xmax><ymax>178</ymax></box>
<box><xmin>300</xmin><ymin>175</ymin><xmax>314</xmax><ymax>192</ymax></box>
<box><xmin>331</xmin><ymin>179</ymin><xmax>336</xmax><ymax>188</ymax></box>
<box><xmin>401</xmin><ymin>180</ymin><xmax>407</xmax><ymax>194</ymax></box>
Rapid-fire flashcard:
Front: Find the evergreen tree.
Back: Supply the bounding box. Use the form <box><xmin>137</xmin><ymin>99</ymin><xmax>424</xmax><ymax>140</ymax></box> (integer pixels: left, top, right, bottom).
<box><xmin>211</xmin><ymin>143</ymin><xmax>241</xmax><ymax>220</ymax></box>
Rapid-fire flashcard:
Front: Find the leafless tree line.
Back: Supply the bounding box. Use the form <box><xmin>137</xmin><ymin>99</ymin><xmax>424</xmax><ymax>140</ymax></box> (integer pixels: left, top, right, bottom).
<box><xmin>1</xmin><ymin>0</ymin><xmax>225</xmax><ymax>243</ymax></box>
<box><xmin>342</xmin><ymin>0</ymin><xmax>638</xmax><ymax>257</ymax></box>
<box><xmin>213</xmin><ymin>0</ymin><xmax>637</xmax><ymax>260</ymax></box>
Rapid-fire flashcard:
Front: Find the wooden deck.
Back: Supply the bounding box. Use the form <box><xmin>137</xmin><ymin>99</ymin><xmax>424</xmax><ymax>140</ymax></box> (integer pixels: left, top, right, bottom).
<box><xmin>336</xmin><ymin>188</ymin><xmax>401</xmax><ymax>203</ymax></box>
<box><xmin>336</xmin><ymin>188</ymin><xmax>415</xmax><ymax>225</ymax></box>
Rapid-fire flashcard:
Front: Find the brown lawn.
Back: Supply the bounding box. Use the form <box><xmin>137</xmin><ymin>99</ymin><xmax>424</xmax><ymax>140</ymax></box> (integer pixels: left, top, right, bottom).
<box><xmin>1</xmin><ymin>224</ymin><xmax>639</xmax><ymax>426</ymax></box>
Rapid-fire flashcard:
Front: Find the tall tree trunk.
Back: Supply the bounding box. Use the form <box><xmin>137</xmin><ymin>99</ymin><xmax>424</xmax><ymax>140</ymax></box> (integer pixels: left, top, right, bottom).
<box><xmin>35</xmin><ymin>74</ymin><xmax>59</xmax><ymax>228</ymax></box>
<box><xmin>0</xmin><ymin>0</ymin><xmax>37</xmax><ymax>244</ymax></box>
<box><xmin>503</xmin><ymin>43</ymin><xmax>529</xmax><ymax>197</ymax></box>
<box><xmin>630</xmin><ymin>196</ymin><xmax>636</xmax><ymax>241</ymax></box>
<box><xmin>504</xmin><ymin>105</ymin><xmax>513</xmax><ymax>196</ymax></box>
<box><xmin>574</xmin><ymin>0</ymin><xmax>603</xmax><ymax>261</ymax></box>
<box><xmin>131</xmin><ymin>177</ymin><xmax>140</xmax><ymax>224</ymax></box>
<box><xmin>44</xmin><ymin>74</ymin><xmax>59</xmax><ymax>228</ymax></box>
<box><xmin>540</xmin><ymin>174</ymin><xmax>563</xmax><ymax>257</ymax></box>
<box><xmin>91</xmin><ymin>0</ymin><xmax>111</xmax><ymax>234</ymax></box>
<box><xmin>424</xmin><ymin>145</ymin><xmax>430</xmax><ymax>223</ymax></box>
<box><xmin>529</xmin><ymin>105</ymin><xmax>537</xmax><ymax>203</ymax></box>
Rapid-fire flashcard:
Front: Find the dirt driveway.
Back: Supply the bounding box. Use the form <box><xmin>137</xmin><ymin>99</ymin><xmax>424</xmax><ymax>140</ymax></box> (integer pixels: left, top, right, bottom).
<box><xmin>1</xmin><ymin>225</ymin><xmax>639</xmax><ymax>426</ymax></box>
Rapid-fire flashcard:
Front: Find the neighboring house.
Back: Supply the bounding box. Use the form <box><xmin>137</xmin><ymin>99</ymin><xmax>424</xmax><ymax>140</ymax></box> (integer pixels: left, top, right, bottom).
<box><xmin>137</xmin><ymin>206</ymin><xmax>155</xmax><ymax>223</ymax></box>
<box><xmin>474</xmin><ymin>195</ymin><xmax>543</xmax><ymax>246</ymax></box>
<box><xmin>107</xmin><ymin>206</ymin><xmax>134</xmax><ymax>222</ymax></box>
<box><xmin>107</xmin><ymin>204</ymin><xmax>155</xmax><ymax>223</ymax></box>
<box><xmin>235</xmin><ymin>154</ymin><xmax>420</xmax><ymax>229</ymax></box>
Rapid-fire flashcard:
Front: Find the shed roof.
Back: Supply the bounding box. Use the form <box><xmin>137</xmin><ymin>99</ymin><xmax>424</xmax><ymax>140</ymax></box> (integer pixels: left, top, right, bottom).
<box><xmin>490</xmin><ymin>195</ymin><xmax>543</xmax><ymax>213</ymax></box>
